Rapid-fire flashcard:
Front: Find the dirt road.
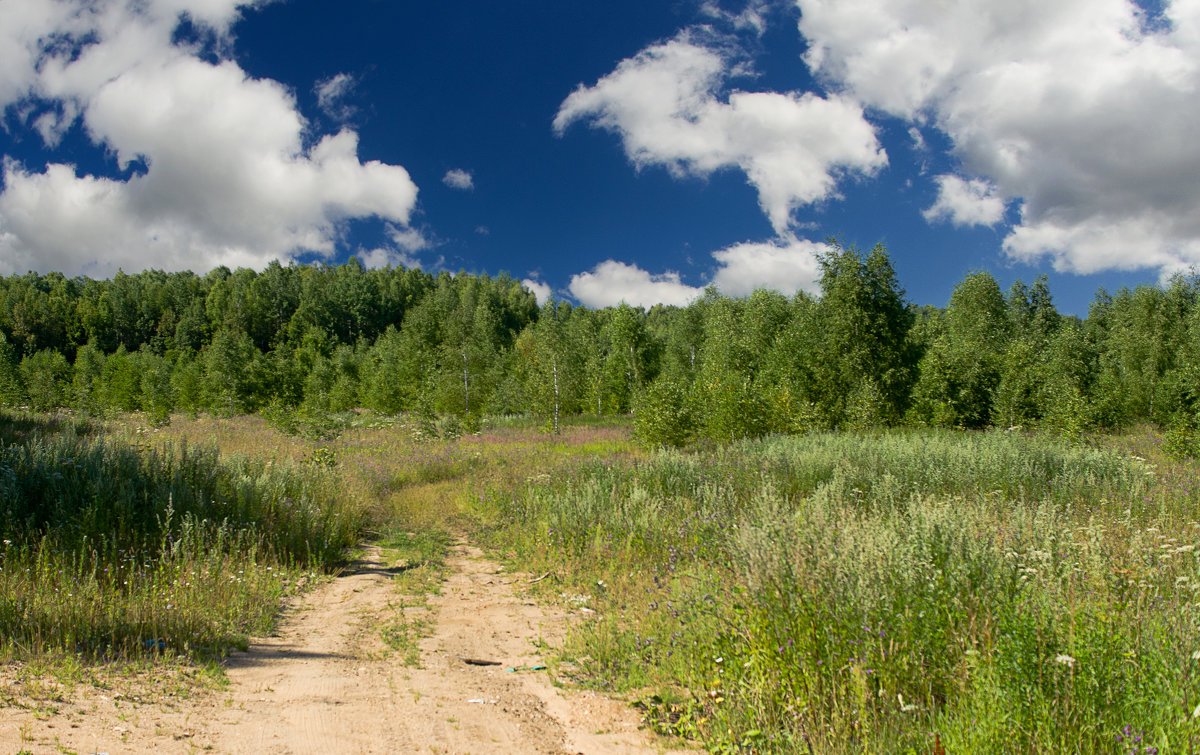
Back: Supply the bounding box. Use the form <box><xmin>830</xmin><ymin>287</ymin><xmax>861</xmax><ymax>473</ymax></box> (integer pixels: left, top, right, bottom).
<box><xmin>1</xmin><ymin>542</ymin><xmax>693</xmax><ymax>754</ymax></box>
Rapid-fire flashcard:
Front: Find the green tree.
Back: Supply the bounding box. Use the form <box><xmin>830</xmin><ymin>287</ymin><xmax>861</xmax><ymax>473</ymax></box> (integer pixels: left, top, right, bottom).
<box><xmin>19</xmin><ymin>349</ymin><xmax>70</xmax><ymax>411</ymax></box>
<box><xmin>171</xmin><ymin>352</ymin><xmax>206</xmax><ymax>416</ymax></box>
<box><xmin>99</xmin><ymin>346</ymin><xmax>141</xmax><ymax>412</ymax></box>
<box><xmin>814</xmin><ymin>241</ymin><xmax>915</xmax><ymax>427</ymax></box>
<box><xmin>909</xmin><ymin>271</ymin><xmax>1008</xmax><ymax>428</ymax></box>
<box><xmin>361</xmin><ymin>325</ymin><xmax>426</xmax><ymax>414</ymax></box>
<box><xmin>758</xmin><ymin>292</ymin><xmax>823</xmax><ymax>433</ymax></box>
<box><xmin>204</xmin><ymin>327</ymin><xmax>256</xmax><ymax>415</ymax></box>
<box><xmin>1039</xmin><ymin>321</ymin><xmax>1098</xmax><ymax>436</ymax></box>
<box><xmin>570</xmin><ymin>308</ymin><xmax>609</xmax><ymax>416</ymax></box>
<box><xmin>602</xmin><ymin>303</ymin><xmax>651</xmax><ymax>413</ymax></box>
<box><xmin>0</xmin><ymin>333</ymin><xmax>24</xmax><ymax>407</ymax></box>
<box><xmin>138</xmin><ymin>348</ymin><xmax>175</xmax><ymax>425</ymax></box>
<box><xmin>70</xmin><ymin>342</ymin><xmax>106</xmax><ymax>416</ymax></box>
<box><xmin>526</xmin><ymin>301</ymin><xmax>583</xmax><ymax>433</ymax></box>
<box><xmin>993</xmin><ymin>336</ymin><xmax>1043</xmax><ymax>429</ymax></box>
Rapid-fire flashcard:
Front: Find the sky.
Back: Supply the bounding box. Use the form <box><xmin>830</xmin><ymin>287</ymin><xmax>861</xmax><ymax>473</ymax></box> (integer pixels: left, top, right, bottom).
<box><xmin>0</xmin><ymin>0</ymin><xmax>1196</xmax><ymax>316</ymax></box>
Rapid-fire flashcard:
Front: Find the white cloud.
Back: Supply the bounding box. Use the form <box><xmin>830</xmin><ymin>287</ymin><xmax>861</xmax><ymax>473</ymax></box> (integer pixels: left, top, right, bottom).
<box><xmin>389</xmin><ymin>225</ymin><xmax>430</xmax><ymax>253</ymax></box>
<box><xmin>907</xmin><ymin>126</ymin><xmax>927</xmax><ymax>153</ymax></box>
<box><xmin>568</xmin><ymin>260</ymin><xmax>703</xmax><ymax>308</ymax></box>
<box><xmin>443</xmin><ymin>169</ymin><xmax>474</xmax><ymax>191</ymax></box>
<box><xmin>796</xmin><ymin>0</ymin><xmax>1200</xmax><ymax>276</ymax></box>
<box><xmin>0</xmin><ymin>0</ymin><xmax>420</xmax><ymax>278</ymax></box>
<box><xmin>315</xmin><ymin>72</ymin><xmax>357</xmax><ymax>121</ymax></box>
<box><xmin>710</xmin><ymin>235</ymin><xmax>827</xmax><ymax>297</ymax></box>
<box><xmin>1003</xmin><ymin>212</ymin><xmax>1200</xmax><ymax>279</ymax></box>
<box><xmin>567</xmin><ymin>235</ymin><xmax>829</xmax><ymax>308</ymax></box>
<box><xmin>0</xmin><ymin>0</ymin><xmax>98</xmax><ymax>109</ymax></box>
<box><xmin>924</xmin><ymin>175</ymin><xmax>1006</xmax><ymax>228</ymax></box>
<box><xmin>699</xmin><ymin>0</ymin><xmax>770</xmax><ymax>36</ymax></box>
<box><xmin>354</xmin><ymin>224</ymin><xmax>444</xmax><ymax>271</ymax></box>
<box><xmin>358</xmin><ymin>247</ymin><xmax>414</xmax><ymax>270</ymax></box>
<box><xmin>522</xmin><ymin>278</ymin><xmax>553</xmax><ymax>305</ymax></box>
<box><xmin>555</xmin><ymin>32</ymin><xmax>886</xmax><ymax>235</ymax></box>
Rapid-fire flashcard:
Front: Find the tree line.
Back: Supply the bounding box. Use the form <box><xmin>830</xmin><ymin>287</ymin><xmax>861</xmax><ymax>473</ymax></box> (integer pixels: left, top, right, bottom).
<box><xmin>1</xmin><ymin>245</ymin><xmax>1198</xmax><ymax>445</ymax></box>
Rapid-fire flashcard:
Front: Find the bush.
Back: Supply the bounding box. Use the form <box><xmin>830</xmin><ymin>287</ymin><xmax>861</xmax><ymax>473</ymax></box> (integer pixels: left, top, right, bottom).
<box><xmin>633</xmin><ymin>376</ymin><xmax>695</xmax><ymax>447</ymax></box>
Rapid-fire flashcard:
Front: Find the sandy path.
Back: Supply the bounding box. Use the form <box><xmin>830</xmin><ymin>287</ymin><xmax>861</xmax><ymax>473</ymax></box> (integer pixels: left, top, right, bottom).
<box><xmin>0</xmin><ymin>541</ymin><xmax>694</xmax><ymax>755</ymax></box>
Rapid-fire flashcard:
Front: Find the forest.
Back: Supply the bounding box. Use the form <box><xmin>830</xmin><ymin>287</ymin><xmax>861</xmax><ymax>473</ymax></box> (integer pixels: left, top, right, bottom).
<box><xmin>2</xmin><ymin>242</ymin><xmax>1196</xmax><ymax>449</ymax></box>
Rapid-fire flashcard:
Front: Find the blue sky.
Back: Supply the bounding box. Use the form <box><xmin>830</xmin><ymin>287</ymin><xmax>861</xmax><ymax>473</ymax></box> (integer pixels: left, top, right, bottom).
<box><xmin>1</xmin><ymin>0</ymin><xmax>1194</xmax><ymax>315</ymax></box>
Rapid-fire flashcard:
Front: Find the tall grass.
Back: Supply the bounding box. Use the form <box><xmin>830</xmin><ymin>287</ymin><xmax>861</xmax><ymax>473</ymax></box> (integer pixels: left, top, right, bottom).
<box><xmin>0</xmin><ymin>412</ymin><xmax>365</xmax><ymax>661</ymax></box>
<box><xmin>479</xmin><ymin>430</ymin><xmax>1200</xmax><ymax>753</ymax></box>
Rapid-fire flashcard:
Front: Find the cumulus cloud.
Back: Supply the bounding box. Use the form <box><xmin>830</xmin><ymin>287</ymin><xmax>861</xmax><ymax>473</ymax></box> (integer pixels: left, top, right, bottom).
<box><xmin>568</xmin><ymin>260</ymin><xmax>702</xmax><ymax>308</ymax></box>
<box><xmin>389</xmin><ymin>225</ymin><xmax>430</xmax><ymax>253</ymax></box>
<box><xmin>567</xmin><ymin>234</ymin><xmax>829</xmax><ymax>308</ymax></box>
<box><xmin>710</xmin><ymin>235</ymin><xmax>827</xmax><ymax>297</ymax></box>
<box><xmin>442</xmin><ymin>169</ymin><xmax>475</xmax><ymax>191</ymax></box>
<box><xmin>315</xmin><ymin>72</ymin><xmax>357</xmax><ymax>121</ymax></box>
<box><xmin>555</xmin><ymin>31</ymin><xmax>886</xmax><ymax>235</ymax></box>
<box><xmin>924</xmin><ymin>175</ymin><xmax>1006</xmax><ymax>228</ymax></box>
<box><xmin>1003</xmin><ymin>212</ymin><xmax>1200</xmax><ymax>278</ymax></box>
<box><xmin>522</xmin><ymin>278</ymin><xmax>553</xmax><ymax>305</ymax></box>
<box><xmin>0</xmin><ymin>0</ymin><xmax>420</xmax><ymax>278</ymax></box>
<box><xmin>358</xmin><ymin>247</ymin><xmax>422</xmax><ymax>271</ymax></box>
<box><xmin>352</xmin><ymin>224</ymin><xmax>446</xmax><ymax>271</ymax></box>
<box><xmin>796</xmin><ymin>0</ymin><xmax>1200</xmax><ymax>276</ymax></box>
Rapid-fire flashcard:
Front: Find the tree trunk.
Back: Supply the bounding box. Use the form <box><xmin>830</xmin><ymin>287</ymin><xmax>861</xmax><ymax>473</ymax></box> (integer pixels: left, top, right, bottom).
<box><xmin>552</xmin><ymin>354</ymin><xmax>560</xmax><ymax>434</ymax></box>
<box><xmin>461</xmin><ymin>343</ymin><xmax>470</xmax><ymax>415</ymax></box>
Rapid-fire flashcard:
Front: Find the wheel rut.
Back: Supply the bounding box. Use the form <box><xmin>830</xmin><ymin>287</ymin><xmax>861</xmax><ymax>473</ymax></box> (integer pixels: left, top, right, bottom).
<box><xmin>1</xmin><ymin>541</ymin><xmax>695</xmax><ymax>755</ymax></box>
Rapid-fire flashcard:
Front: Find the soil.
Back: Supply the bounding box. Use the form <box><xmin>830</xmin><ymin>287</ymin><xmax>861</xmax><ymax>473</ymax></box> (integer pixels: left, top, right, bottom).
<box><xmin>0</xmin><ymin>542</ymin><xmax>696</xmax><ymax>754</ymax></box>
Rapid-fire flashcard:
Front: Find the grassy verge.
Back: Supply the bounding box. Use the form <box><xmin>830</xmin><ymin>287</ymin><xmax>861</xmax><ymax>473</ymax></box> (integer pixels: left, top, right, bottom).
<box><xmin>0</xmin><ymin>409</ymin><xmax>364</xmax><ymax>667</ymax></box>
<box><xmin>473</xmin><ymin>428</ymin><xmax>1200</xmax><ymax>753</ymax></box>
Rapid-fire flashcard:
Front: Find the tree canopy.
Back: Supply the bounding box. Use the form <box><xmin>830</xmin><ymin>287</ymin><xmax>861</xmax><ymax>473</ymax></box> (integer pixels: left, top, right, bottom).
<box><xmin>2</xmin><ymin>250</ymin><xmax>1197</xmax><ymax>447</ymax></box>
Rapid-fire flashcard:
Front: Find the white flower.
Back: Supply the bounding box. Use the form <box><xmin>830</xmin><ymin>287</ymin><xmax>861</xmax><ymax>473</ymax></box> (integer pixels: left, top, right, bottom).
<box><xmin>1055</xmin><ymin>654</ymin><xmax>1076</xmax><ymax>668</ymax></box>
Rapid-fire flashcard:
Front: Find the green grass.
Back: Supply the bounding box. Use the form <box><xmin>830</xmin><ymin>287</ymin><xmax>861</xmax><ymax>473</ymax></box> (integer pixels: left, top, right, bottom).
<box><xmin>473</xmin><ymin>428</ymin><xmax>1200</xmax><ymax>753</ymax></box>
<box><xmin>0</xmin><ymin>409</ymin><xmax>365</xmax><ymax>662</ymax></box>
<box><xmin>14</xmin><ymin>407</ymin><xmax>1192</xmax><ymax>752</ymax></box>
<box><xmin>381</xmin><ymin>528</ymin><xmax>449</xmax><ymax>577</ymax></box>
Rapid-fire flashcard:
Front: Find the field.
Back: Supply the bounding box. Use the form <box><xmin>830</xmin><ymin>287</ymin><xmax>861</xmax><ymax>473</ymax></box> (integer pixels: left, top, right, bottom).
<box><xmin>2</xmin><ymin>410</ymin><xmax>1199</xmax><ymax>753</ymax></box>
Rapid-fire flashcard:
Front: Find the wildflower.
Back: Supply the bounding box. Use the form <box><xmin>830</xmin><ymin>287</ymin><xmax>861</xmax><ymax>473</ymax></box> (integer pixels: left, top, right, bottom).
<box><xmin>1055</xmin><ymin>653</ymin><xmax>1076</xmax><ymax>668</ymax></box>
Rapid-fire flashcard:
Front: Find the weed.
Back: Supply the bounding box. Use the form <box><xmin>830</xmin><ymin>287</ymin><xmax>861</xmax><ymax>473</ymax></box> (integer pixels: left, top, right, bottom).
<box><xmin>472</xmin><ymin>428</ymin><xmax>1200</xmax><ymax>752</ymax></box>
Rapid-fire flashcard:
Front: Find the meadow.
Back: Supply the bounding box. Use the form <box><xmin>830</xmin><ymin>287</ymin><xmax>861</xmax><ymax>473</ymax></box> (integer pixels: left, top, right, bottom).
<box><xmin>3</xmin><ymin>408</ymin><xmax>1199</xmax><ymax>753</ymax></box>
<box><xmin>0</xmin><ymin>411</ymin><xmax>363</xmax><ymax>665</ymax></box>
<box><xmin>477</xmin><ymin>428</ymin><xmax>1200</xmax><ymax>753</ymax></box>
